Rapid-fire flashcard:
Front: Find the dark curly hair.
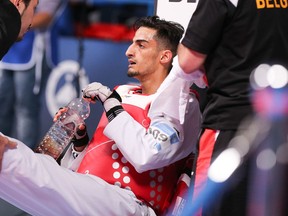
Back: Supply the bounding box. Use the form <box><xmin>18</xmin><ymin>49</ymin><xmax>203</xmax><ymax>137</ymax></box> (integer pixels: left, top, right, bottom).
<box><xmin>133</xmin><ymin>16</ymin><xmax>184</xmax><ymax>57</ymax></box>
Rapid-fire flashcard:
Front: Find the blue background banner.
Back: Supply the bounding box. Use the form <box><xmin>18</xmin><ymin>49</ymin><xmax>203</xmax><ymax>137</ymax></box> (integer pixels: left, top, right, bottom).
<box><xmin>39</xmin><ymin>37</ymin><xmax>135</xmax><ymax>141</ymax></box>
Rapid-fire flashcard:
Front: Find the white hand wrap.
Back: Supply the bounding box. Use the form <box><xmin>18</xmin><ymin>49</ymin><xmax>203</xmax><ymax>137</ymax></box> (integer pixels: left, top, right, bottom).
<box><xmin>82</xmin><ymin>82</ymin><xmax>112</xmax><ymax>102</ymax></box>
<box><xmin>82</xmin><ymin>82</ymin><xmax>124</xmax><ymax>122</ymax></box>
<box><xmin>104</xmin><ymin>90</ymin><xmax>124</xmax><ymax>122</ymax></box>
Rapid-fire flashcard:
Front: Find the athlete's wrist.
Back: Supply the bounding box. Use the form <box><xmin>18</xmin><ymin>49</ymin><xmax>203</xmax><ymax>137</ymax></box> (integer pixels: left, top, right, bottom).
<box><xmin>104</xmin><ymin>90</ymin><xmax>124</xmax><ymax>122</ymax></box>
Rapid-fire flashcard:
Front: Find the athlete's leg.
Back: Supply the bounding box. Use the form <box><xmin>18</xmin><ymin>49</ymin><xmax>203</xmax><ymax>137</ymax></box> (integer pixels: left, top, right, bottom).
<box><xmin>0</xmin><ymin>134</ymin><xmax>155</xmax><ymax>216</ymax></box>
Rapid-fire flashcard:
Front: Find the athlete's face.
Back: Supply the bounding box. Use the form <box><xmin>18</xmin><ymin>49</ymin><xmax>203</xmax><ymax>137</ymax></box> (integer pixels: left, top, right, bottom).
<box><xmin>125</xmin><ymin>27</ymin><xmax>163</xmax><ymax>80</ymax></box>
<box><xmin>13</xmin><ymin>0</ymin><xmax>38</xmax><ymax>41</ymax></box>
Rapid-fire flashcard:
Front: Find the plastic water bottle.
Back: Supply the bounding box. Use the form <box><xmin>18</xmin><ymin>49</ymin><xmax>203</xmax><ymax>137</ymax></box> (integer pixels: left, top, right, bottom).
<box><xmin>35</xmin><ymin>98</ymin><xmax>90</xmax><ymax>160</ymax></box>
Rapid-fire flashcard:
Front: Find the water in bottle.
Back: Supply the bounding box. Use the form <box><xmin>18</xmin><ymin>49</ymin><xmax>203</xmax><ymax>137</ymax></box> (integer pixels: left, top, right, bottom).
<box><xmin>35</xmin><ymin>97</ymin><xmax>90</xmax><ymax>160</ymax></box>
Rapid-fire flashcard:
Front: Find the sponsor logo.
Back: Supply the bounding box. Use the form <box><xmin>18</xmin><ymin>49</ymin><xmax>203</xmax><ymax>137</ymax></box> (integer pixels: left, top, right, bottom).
<box><xmin>149</xmin><ymin>123</ymin><xmax>180</xmax><ymax>151</ymax></box>
<box><xmin>256</xmin><ymin>0</ymin><xmax>288</xmax><ymax>8</ymax></box>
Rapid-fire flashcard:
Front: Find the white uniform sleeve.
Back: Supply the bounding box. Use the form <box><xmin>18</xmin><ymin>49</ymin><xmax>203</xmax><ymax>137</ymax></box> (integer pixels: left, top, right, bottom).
<box><xmin>0</xmin><ymin>134</ymin><xmax>155</xmax><ymax>215</ymax></box>
<box><xmin>156</xmin><ymin>56</ymin><xmax>207</xmax><ymax>92</ymax></box>
<box><xmin>104</xmin><ymin>77</ymin><xmax>202</xmax><ymax>173</ymax></box>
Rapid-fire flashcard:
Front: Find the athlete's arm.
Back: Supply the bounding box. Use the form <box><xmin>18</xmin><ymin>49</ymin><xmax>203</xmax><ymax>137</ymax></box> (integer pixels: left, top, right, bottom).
<box><xmin>104</xmin><ymin>78</ymin><xmax>201</xmax><ymax>173</ymax></box>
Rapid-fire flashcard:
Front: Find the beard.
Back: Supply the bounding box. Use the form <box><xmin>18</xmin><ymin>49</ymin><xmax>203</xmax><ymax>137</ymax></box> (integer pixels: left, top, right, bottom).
<box><xmin>127</xmin><ymin>70</ymin><xmax>140</xmax><ymax>78</ymax></box>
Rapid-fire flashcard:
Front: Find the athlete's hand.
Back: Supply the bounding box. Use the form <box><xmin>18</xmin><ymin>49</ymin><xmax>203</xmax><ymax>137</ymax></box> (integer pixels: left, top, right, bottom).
<box><xmin>82</xmin><ymin>82</ymin><xmax>112</xmax><ymax>103</ymax></box>
<box><xmin>54</xmin><ymin>107</ymin><xmax>89</xmax><ymax>151</ymax></box>
<box><xmin>53</xmin><ymin>107</ymin><xmax>68</xmax><ymax>122</ymax></box>
<box><xmin>0</xmin><ymin>134</ymin><xmax>17</xmax><ymax>172</ymax></box>
<box><xmin>82</xmin><ymin>82</ymin><xmax>124</xmax><ymax>122</ymax></box>
<box><xmin>71</xmin><ymin>124</ymin><xmax>89</xmax><ymax>152</ymax></box>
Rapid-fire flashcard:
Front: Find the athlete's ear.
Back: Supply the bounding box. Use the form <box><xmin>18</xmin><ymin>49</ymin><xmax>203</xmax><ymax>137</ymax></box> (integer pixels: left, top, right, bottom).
<box><xmin>160</xmin><ymin>50</ymin><xmax>173</xmax><ymax>64</ymax></box>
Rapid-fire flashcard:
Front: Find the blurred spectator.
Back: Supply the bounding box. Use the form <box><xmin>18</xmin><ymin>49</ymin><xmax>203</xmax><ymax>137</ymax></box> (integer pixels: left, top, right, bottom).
<box><xmin>0</xmin><ymin>0</ymin><xmax>70</xmax><ymax>149</ymax></box>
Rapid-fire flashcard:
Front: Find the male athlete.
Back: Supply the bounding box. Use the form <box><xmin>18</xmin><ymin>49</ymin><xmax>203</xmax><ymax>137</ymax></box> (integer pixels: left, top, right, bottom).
<box><xmin>0</xmin><ymin>16</ymin><xmax>202</xmax><ymax>215</ymax></box>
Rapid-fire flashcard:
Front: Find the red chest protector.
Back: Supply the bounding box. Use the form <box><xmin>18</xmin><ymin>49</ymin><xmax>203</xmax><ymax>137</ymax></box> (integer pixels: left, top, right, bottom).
<box><xmin>77</xmin><ymin>85</ymin><xmax>185</xmax><ymax>215</ymax></box>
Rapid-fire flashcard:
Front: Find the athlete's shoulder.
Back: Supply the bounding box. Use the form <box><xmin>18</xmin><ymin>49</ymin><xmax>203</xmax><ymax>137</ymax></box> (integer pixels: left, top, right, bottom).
<box><xmin>115</xmin><ymin>83</ymin><xmax>142</xmax><ymax>95</ymax></box>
